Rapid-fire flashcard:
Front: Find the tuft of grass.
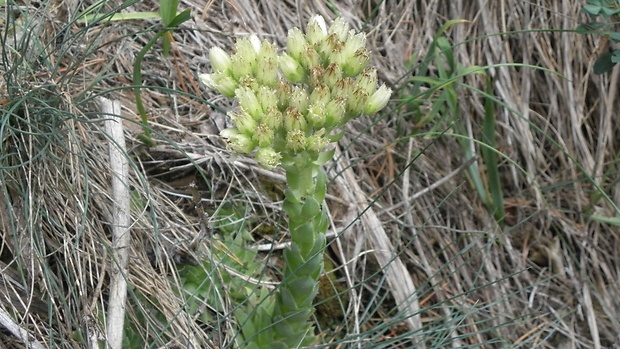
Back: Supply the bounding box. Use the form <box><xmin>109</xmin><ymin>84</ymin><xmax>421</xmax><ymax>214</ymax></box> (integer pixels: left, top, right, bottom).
<box><xmin>398</xmin><ymin>20</ymin><xmax>507</xmax><ymax>224</ymax></box>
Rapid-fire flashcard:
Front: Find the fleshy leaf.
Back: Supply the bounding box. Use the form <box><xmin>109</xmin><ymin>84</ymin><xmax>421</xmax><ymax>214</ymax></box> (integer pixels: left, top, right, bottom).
<box><xmin>287</xmin><ymin>277</ymin><xmax>317</xmax><ymax>300</ymax></box>
<box><xmin>301</xmin><ymin>197</ymin><xmax>321</xmax><ymax>218</ymax></box>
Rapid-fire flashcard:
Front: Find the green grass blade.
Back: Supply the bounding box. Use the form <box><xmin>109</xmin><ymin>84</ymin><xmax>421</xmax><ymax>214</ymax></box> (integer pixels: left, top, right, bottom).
<box><xmin>160</xmin><ymin>0</ymin><xmax>180</xmax><ymax>27</ymax></box>
<box><xmin>481</xmin><ymin>74</ymin><xmax>505</xmax><ymax>223</ymax></box>
<box><xmin>133</xmin><ymin>31</ymin><xmax>164</xmax><ymax>147</ymax></box>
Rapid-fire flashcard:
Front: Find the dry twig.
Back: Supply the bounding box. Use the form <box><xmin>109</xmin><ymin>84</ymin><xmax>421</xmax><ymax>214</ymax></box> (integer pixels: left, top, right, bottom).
<box><xmin>100</xmin><ymin>97</ymin><xmax>131</xmax><ymax>349</ymax></box>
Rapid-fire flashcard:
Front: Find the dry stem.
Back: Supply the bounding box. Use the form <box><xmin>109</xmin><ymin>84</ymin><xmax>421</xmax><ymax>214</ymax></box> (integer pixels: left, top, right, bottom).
<box><xmin>100</xmin><ymin>97</ymin><xmax>131</xmax><ymax>349</ymax></box>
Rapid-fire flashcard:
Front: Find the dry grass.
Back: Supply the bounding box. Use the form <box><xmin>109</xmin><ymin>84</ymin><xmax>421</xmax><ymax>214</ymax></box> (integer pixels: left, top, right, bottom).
<box><xmin>0</xmin><ymin>0</ymin><xmax>619</xmax><ymax>348</ymax></box>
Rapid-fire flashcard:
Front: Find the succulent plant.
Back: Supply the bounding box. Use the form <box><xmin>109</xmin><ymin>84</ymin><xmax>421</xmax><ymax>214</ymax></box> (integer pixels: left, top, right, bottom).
<box><xmin>199</xmin><ymin>15</ymin><xmax>391</xmax><ymax>348</ymax></box>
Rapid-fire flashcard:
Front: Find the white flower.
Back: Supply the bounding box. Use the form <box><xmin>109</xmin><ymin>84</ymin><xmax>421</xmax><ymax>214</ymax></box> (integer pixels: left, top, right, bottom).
<box><xmin>364</xmin><ymin>84</ymin><xmax>392</xmax><ymax>115</ymax></box>
<box><xmin>307</xmin><ymin>15</ymin><xmax>328</xmax><ymax>45</ymax></box>
<box><xmin>199</xmin><ymin>73</ymin><xmax>215</xmax><ymax>89</ymax></box>
<box><xmin>209</xmin><ymin>46</ymin><xmax>232</xmax><ymax>73</ymax></box>
<box><xmin>199</xmin><ymin>73</ymin><xmax>237</xmax><ymax>97</ymax></box>
<box><xmin>328</xmin><ymin>17</ymin><xmax>350</xmax><ymax>42</ymax></box>
<box><xmin>249</xmin><ymin>34</ymin><xmax>262</xmax><ymax>53</ymax></box>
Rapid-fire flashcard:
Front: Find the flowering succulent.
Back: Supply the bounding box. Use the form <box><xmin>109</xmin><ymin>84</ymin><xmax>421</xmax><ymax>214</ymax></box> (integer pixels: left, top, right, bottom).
<box><xmin>199</xmin><ymin>15</ymin><xmax>391</xmax><ymax>349</ymax></box>
<box><xmin>199</xmin><ymin>15</ymin><xmax>391</xmax><ymax>169</ymax></box>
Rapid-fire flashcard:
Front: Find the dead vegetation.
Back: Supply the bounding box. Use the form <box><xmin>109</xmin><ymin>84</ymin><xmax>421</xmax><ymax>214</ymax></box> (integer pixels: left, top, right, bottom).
<box><xmin>0</xmin><ymin>0</ymin><xmax>619</xmax><ymax>348</ymax></box>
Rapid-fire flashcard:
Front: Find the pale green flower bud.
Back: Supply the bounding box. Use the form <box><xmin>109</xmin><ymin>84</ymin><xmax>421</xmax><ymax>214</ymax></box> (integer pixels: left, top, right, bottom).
<box><xmin>328</xmin><ymin>17</ymin><xmax>350</xmax><ymax>42</ymax></box>
<box><xmin>323</xmin><ymin>63</ymin><xmax>342</xmax><ymax>89</ymax></box>
<box><xmin>286</xmin><ymin>129</ymin><xmax>307</xmax><ymax>152</ymax></box>
<box><xmin>233</xmin><ymin>35</ymin><xmax>260</xmax><ymax>59</ymax></box>
<box><xmin>257</xmin><ymin>57</ymin><xmax>279</xmax><ymax>87</ymax></box>
<box><xmin>221</xmin><ymin>128</ymin><xmax>256</xmax><ymax>153</ymax></box>
<box><xmin>289</xmin><ymin>87</ymin><xmax>309</xmax><ymax>114</ymax></box>
<box><xmin>219</xmin><ymin>127</ymin><xmax>236</xmax><ymax>142</ymax></box>
<box><xmin>329</xmin><ymin>43</ymin><xmax>347</xmax><ymax>68</ymax></box>
<box><xmin>364</xmin><ymin>84</ymin><xmax>391</xmax><ymax>115</ymax></box>
<box><xmin>199</xmin><ymin>72</ymin><xmax>237</xmax><ymax>98</ymax></box>
<box><xmin>230</xmin><ymin>52</ymin><xmax>255</xmax><ymax>80</ymax></box>
<box><xmin>231</xmin><ymin>37</ymin><xmax>259</xmax><ymax>79</ymax></box>
<box><xmin>263</xmin><ymin>106</ymin><xmax>283</xmax><ymax>130</ymax></box>
<box><xmin>286</xmin><ymin>28</ymin><xmax>307</xmax><ymax>62</ymax></box>
<box><xmin>256</xmin><ymin>40</ymin><xmax>279</xmax><ymax>87</ymax></box>
<box><xmin>237</xmin><ymin>76</ymin><xmax>259</xmax><ymax>91</ymax></box>
<box><xmin>256</xmin><ymin>86</ymin><xmax>279</xmax><ymax>112</ymax></box>
<box><xmin>236</xmin><ymin>87</ymin><xmax>263</xmax><ymax>120</ymax></box>
<box><xmin>331</xmin><ymin>77</ymin><xmax>356</xmax><ymax>100</ymax></box>
<box><xmin>209</xmin><ymin>46</ymin><xmax>232</xmax><ymax>73</ymax></box>
<box><xmin>228</xmin><ymin>110</ymin><xmax>257</xmax><ymax>135</ymax></box>
<box><xmin>256</xmin><ymin>147</ymin><xmax>281</xmax><ymax>169</ymax></box>
<box><xmin>275</xmin><ymin>81</ymin><xmax>292</xmax><ymax>110</ymax></box>
<box><xmin>253</xmin><ymin>123</ymin><xmax>275</xmax><ymax>147</ymax></box>
<box><xmin>308</xmin><ymin>66</ymin><xmax>325</xmax><ymax>89</ymax></box>
<box><xmin>318</xmin><ymin>33</ymin><xmax>339</xmax><ymax>60</ymax></box>
<box><xmin>284</xmin><ymin>106</ymin><xmax>307</xmax><ymax>132</ymax></box>
<box><xmin>309</xmin><ymin>84</ymin><xmax>331</xmax><ymax>106</ymax></box>
<box><xmin>306</xmin><ymin>15</ymin><xmax>328</xmax><ymax>46</ymax></box>
<box><xmin>306</xmin><ymin>128</ymin><xmax>330</xmax><ymax>153</ymax></box>
<box><xmin>356</xmin><ymin>68</ymin><xmax>378</xmax><ymax>95</ymax></box>
<box><xmin>279</xmin><ymin>52</ymin><xmax>305</xmax><ymax>83</ymax></box>
<box><xmin>342</xmin><ymin>32</ymin><xmax>366</xmax><ymax>62</ymax></box>
<box><xmin>346</xmin><ymin>88</ymin><xmax>369</xmax><ymax>116</ymax></box>
<box><xmin>324</xmin><ymin>98</ymin><xmax>346</xmax><ymax>128</ymax></box>
<box><xmin>342</xmin><ymin>49</ymin><xmax>369</xmax><ymax>77</ymax></box>
<box><xmin>301</xmin><ymin>47</ymin><xmax>322</xmax><ymax>71</ymax></box>
<box><xmin>306</xmin><ymin>102</ymin><xmax>326</xmax><ymax>128</ymax></box>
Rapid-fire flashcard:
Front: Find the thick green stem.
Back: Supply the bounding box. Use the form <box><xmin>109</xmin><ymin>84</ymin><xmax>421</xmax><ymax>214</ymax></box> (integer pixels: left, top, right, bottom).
<box><xmin>236</xmin><ymin>154</ymin><xmax>329</xmax><ymax>349</ymax></box>
<box><xmin>264</xmin><ymin>154</ymin><xmax>326</xmax><ymax>347</ymax></box>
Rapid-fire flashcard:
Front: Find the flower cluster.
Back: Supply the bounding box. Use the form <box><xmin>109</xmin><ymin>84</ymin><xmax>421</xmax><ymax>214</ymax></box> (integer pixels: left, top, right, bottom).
<box><xmin>199</xmin><ymin>15</ymin><xmax>391</xmax><ymax>169</ymax></box>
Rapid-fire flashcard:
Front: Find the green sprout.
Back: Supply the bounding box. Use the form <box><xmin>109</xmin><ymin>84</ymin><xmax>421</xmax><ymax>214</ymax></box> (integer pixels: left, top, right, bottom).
<box><xmin>199</xmin><ymin>15</ymin><xmax>391</xmax><ymax>348</ymax></box>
